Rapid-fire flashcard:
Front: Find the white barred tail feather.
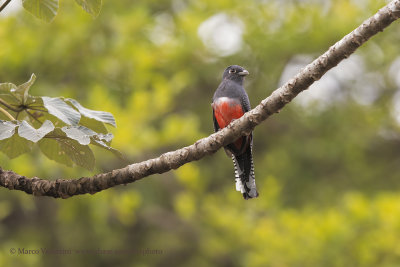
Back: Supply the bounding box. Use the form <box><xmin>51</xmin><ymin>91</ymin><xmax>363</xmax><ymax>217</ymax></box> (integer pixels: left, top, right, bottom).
<box><xmin>231</xmin><ymin>143</ymin><xmax>258</xmax><ymax>199</ymax></box>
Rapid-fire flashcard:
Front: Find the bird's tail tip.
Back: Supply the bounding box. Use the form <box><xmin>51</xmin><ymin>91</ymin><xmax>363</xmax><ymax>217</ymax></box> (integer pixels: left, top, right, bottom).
<box><xmin>235</xmin><ymin>177</ymin><xmax>259</xmax><ymax>200</ymax></box>
<box><xmin>232</xmin><ymin>151</ymin><xmax>258</xmax><ymax>200</ymax></box>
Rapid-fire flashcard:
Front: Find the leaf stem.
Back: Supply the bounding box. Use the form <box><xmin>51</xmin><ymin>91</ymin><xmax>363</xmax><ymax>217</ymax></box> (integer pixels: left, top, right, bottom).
<box><xmin>0</xmin><ymin>106</ymin><xmax>15</xmax><ymax>120</ymax></box>
<box><xmin>27</xmin><ymin>107</ymin><xmax>47</xmax><ymax>112</ymax></box>
<box><xmin>0</xmin><ymin>0</ymin><xmax>12</xmax><ymax>13</ymax></box>
<box><xmin>44</xmin><ymin>135</ymin><xmax>69</xmax><ymax>140</ymax></box>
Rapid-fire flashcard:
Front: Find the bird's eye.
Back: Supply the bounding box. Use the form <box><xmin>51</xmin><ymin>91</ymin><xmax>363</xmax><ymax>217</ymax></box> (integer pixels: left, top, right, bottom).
<box><xmin>229</xmin><ymin>69</ymin><xmax>236</xmax><ymax>73</ymax></box>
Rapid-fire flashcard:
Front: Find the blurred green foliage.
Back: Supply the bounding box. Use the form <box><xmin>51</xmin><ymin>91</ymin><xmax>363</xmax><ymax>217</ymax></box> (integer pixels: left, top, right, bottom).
<box><xmin>1</xmin><ymin>0</ymin><xmax>400</xmax><ymax>266</ymax></box>
<box><xmin>20</xmin><ymin>0</ymin><xmax>101</xmax><ymax>22</ymax></box>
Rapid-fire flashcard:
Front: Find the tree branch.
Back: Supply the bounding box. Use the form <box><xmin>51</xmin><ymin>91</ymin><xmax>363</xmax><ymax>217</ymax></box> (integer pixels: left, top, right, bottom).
<box><xmin>0</xmin><ymin>0</ymin><xmax>12</xmax><ymax>13</ymax></box>
<box><xmin>1</xmin><ymin>0</ymin><xmax>400</xmax><ymax>198</ymax></box>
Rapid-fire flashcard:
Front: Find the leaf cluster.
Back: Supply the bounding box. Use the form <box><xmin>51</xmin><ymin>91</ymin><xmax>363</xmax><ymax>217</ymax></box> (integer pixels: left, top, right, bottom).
<box><xmin>0</xmin><ymin>74</ymin><xmax>121</xmax><ymax>170</ymax></box>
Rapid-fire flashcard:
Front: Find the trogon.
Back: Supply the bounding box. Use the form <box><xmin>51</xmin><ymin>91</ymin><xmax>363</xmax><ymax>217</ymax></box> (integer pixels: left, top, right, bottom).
<box><xmin>212</xmin><ymin>65</ymin><xmax>259</xmax><ymax>199</ymax></box>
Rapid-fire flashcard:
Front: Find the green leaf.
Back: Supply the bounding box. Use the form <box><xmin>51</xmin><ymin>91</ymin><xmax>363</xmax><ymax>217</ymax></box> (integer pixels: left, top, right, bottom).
<box><xmin>0</xmin><ymin>83</ymin><xmax>17</xmax><ymax>93</ymax></box>
<box><xmin>75</xmin><ymin>0</ymin><xmax>102</xmax><ymax>18</ymax></box>
<box><xmin>42</xmin><ymin>97</ymin><xmax>81</xmax><ymax>126</ymax></box>
<box><xmin>61</xmin><ymin>125</ymin><xmax>113</xmax><ymax>145</ymax></box>
<box><xmin>61</xmin><ymin>126</ymin><xmax>92</xmax><ymax>145</ymax></box>
<box><xmin>67</xmin><ymin>98</ymin><xmax>116</xmax><ymax>127</ymax></box>
<box><xmin>0</xmin><ymin>121</ymin><xmax>17</xmax><ymax>140</ymax></box>
<box><xmin>0</xmin><ymin>94</ymin><xmax>20</xmax><ymax>120</ymax></box>
<box><xmin>18</xmin><ymin>120</ymin><xmax>55</xmax><ymax>143</ymax></box>
<box><xmin>13</xmin><ymin>74</ymin><xmax>36</xmax><ymax>104</ymax></box>
<box><xmin>61</xmin><ymin>125</ymin><xmax>121</xmax><ymax>158</ymax></box>
<box><xmin>96</xmin><ymin>133</ymin><xmax>113</xmax><ymax>143</ymax></box>
<box><xmin>0</xmin><ymin>94</ymin><xmax>22</xmax><ymax>106</ymax></box>
<box><xmin>22</xmin><ymin>0</ymin><xmax>59</xmax><ymax>23</ymax></box>
<box><xmin>79</xmin><ymin>116</ymin><xmax>108</xmax><ymax>134</ymax></box>
<box><xmin>39</xmin><ymin>128</ymin><xmax>95</xmax><ymax>170</ymax></box>
<box><xmin>58</xmin><ymin>137</ymin><xmax>95</xmax><ymax>170</ymax></box>
<box><xmin>0</xmin><ymin>134</ymin><xmax>33</xmax><ymax>159</ymax></box>
<box><xmin>71</xmin><ymin>125</ymin><xmax>113</xmax><ymax>144</ymax></box>
<box><xmin>91</xmin><ymin>139</ymin><xmax>124</xmax><ymax>159</ymax></box>
<box><xmin>38</xmin><ymin>138</ymin><xmax>73</xmax><ymax>167</ymax></box>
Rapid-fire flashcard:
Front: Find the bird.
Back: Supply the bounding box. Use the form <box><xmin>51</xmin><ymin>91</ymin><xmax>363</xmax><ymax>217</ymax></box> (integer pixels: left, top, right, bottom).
<box><xmin>211</xmin><ymin>65</ymin><xmax>258</xmax><ymax>199</ymax></box>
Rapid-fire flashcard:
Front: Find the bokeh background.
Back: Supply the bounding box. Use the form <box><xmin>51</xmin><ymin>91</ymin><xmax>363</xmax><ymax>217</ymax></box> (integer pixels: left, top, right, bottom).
<box><xmin>1</xmin><ymin>0</ymin><xmax>400</xmax><ymax>266</ymax></box>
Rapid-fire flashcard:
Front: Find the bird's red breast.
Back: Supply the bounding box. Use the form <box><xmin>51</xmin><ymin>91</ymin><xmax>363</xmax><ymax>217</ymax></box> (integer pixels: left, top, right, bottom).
<box><xmin>212</xmin><ymin>97</ymin><xmax>245</xmax><ymax>149</ymax></box>
<box><xmin>212</xmin><ymin>97</ymin><xmax>244</xmax><ymax>128</ymax></box>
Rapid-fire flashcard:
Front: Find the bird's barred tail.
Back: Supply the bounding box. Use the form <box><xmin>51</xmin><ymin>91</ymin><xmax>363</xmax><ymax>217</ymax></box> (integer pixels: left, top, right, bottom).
<box><xmin>232</xmin><ymin>144</ymin><xmax>258</xmax><ymax>200</ymax></box>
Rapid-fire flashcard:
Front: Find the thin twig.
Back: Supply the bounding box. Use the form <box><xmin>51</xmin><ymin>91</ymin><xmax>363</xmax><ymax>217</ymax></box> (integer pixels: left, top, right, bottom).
<box><xmin>43</xmin><ymin>135</ymin><xmax>69</xmax><ymax>140</ymax></box>
<box><xmin>27</xmin><ymin>107</ymin><xmax>47</xmax><ymax>112</ymax></box>
<box><xmin>0</xmin><ymin>0</ymin><xmax>12</xmax><ymax>13</ymax></box>
<box><xmin>0</xmin><ymin>106</ymin><xmax>15</xmax><ymax>120</ymax></box>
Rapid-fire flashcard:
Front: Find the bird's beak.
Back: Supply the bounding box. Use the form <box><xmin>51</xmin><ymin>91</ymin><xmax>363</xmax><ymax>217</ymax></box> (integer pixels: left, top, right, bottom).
<box><xmin>238</xmin><ymin>69</ymin><xmax>249</xmax><ymax>76</ymax></box>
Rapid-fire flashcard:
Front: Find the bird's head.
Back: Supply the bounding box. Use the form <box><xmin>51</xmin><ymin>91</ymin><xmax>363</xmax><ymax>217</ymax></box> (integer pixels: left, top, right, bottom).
<box><xmin>222</xmin><ymin>65</ymin><xmax>249</xmax><ymax>83</ymax></box>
